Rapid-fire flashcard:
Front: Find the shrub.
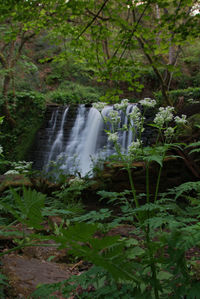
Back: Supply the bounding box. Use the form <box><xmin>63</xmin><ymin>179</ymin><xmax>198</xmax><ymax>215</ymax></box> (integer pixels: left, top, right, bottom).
<box><xmin>155</xmin><ymin>87</ymin><xmax>200</xmax><ymax>105</ymax></box>
<box><xmin>47</xmin><ymin>82</ymin><xmax>103</xmax><ymax>105</ymax></box>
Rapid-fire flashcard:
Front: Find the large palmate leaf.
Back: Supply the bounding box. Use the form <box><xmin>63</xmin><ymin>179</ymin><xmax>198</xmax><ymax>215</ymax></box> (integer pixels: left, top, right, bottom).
<box><xmin>53</xmin><ymin>222</ymin><xmax>141</xmax><ymax>284</ymax></box>
<box><xmin>3</xmin><ymin>187</ymin><xmax>46</xmax><ymax>229</ymax></box>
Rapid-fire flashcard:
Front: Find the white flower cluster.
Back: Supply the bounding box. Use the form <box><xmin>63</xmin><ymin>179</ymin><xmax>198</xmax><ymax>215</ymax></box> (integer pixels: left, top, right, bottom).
<box><xmin>93</xmin><ymin>102</ymin><xmax>107</xmax><ymax>112</ymax></box>
<box><xmin>129</xmin><ymin>106</ymin><xmax>142</xmax><ymax>126</ymax></box>
<box><xmin>4</xmin><ymin>161</ymin><xmax>33</xmax><ymax>175</ymax></box>
<box><xmin>164</xmin><ymin>127</ymin><xmax>175</xmax><ymax>139</ymax></box>
<box><xmin>154</xmin><ymin>106</ymin><xmax>174</xmax><ymax>128</ymax></box>
<box><xmin>174</xmin><ymin>114</ymin><xmax>187</xmax><ymax>125</ymax></box>
<box><xmin>69</xmin><ymin>177</ymin><xmax>84</xmax><ymax>186</ymax></box>
<box><xmin>0</xmin><ymin>145</ymin><xmax>3</xmax><ymax>155</ymax></box>
<box><xmin>114</xmin><ymin>99</ymin><xmax>129</xmax><ymax>110</ymax></box>
<box><xmin>128</xmin><ymin>105</ymin><xmax>144</xmax><ymax>131</ymax></box>
<box><xmin>128</xmin><ymin>139</ymin><xmax>141</xmax><ymax>155</ymax></box>
<box><xmin>108</xmin><ymin>110</ymin><xmax>121</xmax><ymax>124</ymax></box>
<box><xmin>107</xmin><ymin>132</ymin><xmax>118</xmax><ymax>143</ymax></box>
<box><xmin>4</xmin><ymin>170</ymin><xmax>19</xmax><ymax>175</ymax></box>
<box><xmin>139</xmin><ymin>98</ymin><xmax>156</xmax><ymax>108</ymax></box>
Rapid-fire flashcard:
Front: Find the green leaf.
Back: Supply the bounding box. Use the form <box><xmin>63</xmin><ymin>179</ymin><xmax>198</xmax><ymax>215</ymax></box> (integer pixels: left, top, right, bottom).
<box><xmin>126</xmin><ymin>246</ymin><xmax>145</xmax><ymax>259</ymax></box>
<box><xmin>10</xmin><ymin>187</ymin><xmax>46</xmax><ymax>229</ymax></box>
<box><xmin>143</xmin><ymin>154</ymin><xmax>163</xmax><ymax>166</ymax></box>
<box><xmin>157</xmin><ymin>271</ymin><xmax>173</xmax><ymax>281</ymax></box>
<box><xmin>53</xmin><ymin>222</ymin><xmax>141</xmax><ymax>283</ymax></box>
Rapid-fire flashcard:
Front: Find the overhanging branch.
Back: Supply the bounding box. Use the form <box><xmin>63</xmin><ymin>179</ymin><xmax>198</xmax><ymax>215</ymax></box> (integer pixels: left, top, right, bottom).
<box><xmin>76</xmin><ymin>0</ymin><xmax>110</xmax><ymax>40</ymax></box>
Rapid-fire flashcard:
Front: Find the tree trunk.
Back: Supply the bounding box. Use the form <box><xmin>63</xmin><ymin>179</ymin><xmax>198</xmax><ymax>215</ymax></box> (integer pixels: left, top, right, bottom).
<box><xmin>136</xmin><ymin>36</ymin><xmax>173</xmax><ymax>106</ymax></box>
<box><xmin>2</xmin><ymin>73</ymin><xmax>16</xmax><ymax>128</ymax></box>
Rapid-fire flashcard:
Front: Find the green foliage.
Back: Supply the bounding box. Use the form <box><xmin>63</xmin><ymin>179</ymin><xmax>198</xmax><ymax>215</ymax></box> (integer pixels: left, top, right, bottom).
<box><xmin>0</xmin><ymin>91</ymin><xmax>45</xmax><ymax>162</ymax></box>
<box><xmin>0</xmin><ymin>272</ymin><xmax>8</xmax><ymax>299</ymax></box>
<box><xmin>53</xmin><ymin>222</ymin><xmax>140</xmax><ymax>283</ymax></box>
<box><xmin>32</xmin><ymin>266</ymin><xmax>143</xmax><ymax>299</ymax></box>
<box><xmin>0</xmin><ymin>0</ymin><xmax>200</xmax><ymax>296</ymax></box>
<box><xmin>47</xmin><ymin>82</ymin><xmax>102</xmax><ymax>105</ymax></box>
<box><xmin>9</xmin><ymin>91</ymin><xmax>46</xmax><ymax>112</ymax></box>
<box><xmin>155</xmin><ymin>87</ymin><xmax>200</xmax><ymax>105</ymax></box>
<box><xmin>187</xmin><ymin>140</ymin><xmax>200</xmax><ymax>155</ymax></box>
<box><xmin>2</xmin><ymin>187</ymin><xmax>46</xmax><ymax>230</ymax></box>
<box><xmin>72</xmin><ymin>208</ymin><xmax>112</xmax><ymax>223</ymax></box>
<box><xmin>167</xmin><ymin>180</ymin><xmax>200</xmax><ymax>200</ymax></box>
<box><xmin>45</xmin><ymin>59</ymin><xmax>95</xmax><ymax>85</ymax></box>
<box><xmin>53</xmin><ymin>177</ymin><xmax>88</xmax><ymax>204</ymax></box>
<box><xmin>31</xmin><ymin>187</ymin><xmax>200</xmax><ymax>297</ymax></box>
<box><xmin>28</xmin><ymin>100</ymin><xmax>200</xmax><ymax>297</ymax></box>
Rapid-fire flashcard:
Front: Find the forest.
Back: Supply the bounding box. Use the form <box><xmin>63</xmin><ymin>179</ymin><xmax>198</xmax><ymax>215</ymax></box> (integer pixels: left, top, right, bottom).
<box><xmin>0</xmin><ymin>0</ymin><xmax>200</xmax><ymax>298</ymax></box>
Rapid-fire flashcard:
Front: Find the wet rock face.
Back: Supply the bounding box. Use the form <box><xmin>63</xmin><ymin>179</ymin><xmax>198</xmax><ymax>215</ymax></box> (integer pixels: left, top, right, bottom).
<box><xmin>94</xmin><ymin>157</ymin><xmax>195</xmax><ymax>194</ymax></box>
<box><xmin>2</xmin><ymin>254</ymin><xmax>73</xmax><ymax>298</ymax></box>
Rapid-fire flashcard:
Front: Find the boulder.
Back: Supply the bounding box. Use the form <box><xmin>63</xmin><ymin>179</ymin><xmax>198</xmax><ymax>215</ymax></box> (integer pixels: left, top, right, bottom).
<box><xmin>2</xmin><ymin>254</ymin><xmax>74</xmax><ymax>298</ymax></box>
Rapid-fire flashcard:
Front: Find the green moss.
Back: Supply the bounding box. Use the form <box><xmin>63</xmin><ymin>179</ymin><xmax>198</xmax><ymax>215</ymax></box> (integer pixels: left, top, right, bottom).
<box><xmin>15</xmin><ymin>118</ymin><xmax>44</xmax><ymax>161</ymax></box>
<box><xmin>0</xmin><ymin>91</ymin><xmax>46</xmax><ymax>164</ymax></box>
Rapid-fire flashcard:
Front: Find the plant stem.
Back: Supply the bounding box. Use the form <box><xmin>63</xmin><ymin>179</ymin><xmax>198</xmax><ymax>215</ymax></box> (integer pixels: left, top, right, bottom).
<box><xmin>127</xmin><ymin>165</ymin><xmax>139</xmax><ymax>208</ymax></box>
<box><xmin>115</xmin><ymin>143</ymin><xmax>140</xmax><ymax>220</ymax></box>
<box><xmin>154</xmin><ymin>165</ymin><xmax>162</xmax><ymax>202</ymax></box>
<box><xmin>151</xmin><ymin>262</ymin><xmax>160</xmax><ymax>299</ymax></box>
<box><xmin>1</xmin><ymin>220</ymin><xmax>18</xmax><ymax>231</ymax></box>
<box><xmin>145</xmin><ymin>229</ymin><xmax>160</xmax><ymax>299</ymax></box>
<box><xmin>146</xmin><ymin>162</ymin><xmax>150</xmax><ymax>203</ymax></box>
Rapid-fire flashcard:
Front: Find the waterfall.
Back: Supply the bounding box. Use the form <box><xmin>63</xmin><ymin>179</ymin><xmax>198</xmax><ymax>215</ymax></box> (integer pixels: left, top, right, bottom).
<box><xmin>45</xmin><ymin>106</ymin><xmax>69</xmax><ymax>171</ymax></box>
<box><xmin>59</xmin><ymin>105</ymin><xmax>103</xmax><ymax>175</ymax></box>
<box><xmin>44</xmin><ymin>107</ymin><xmax>59</xmax><ymax>161</ymax></box>
<box><xmin>33</xmin><ymin>103</ymin><xmax>137</xmax><ymax>177</ymax></box>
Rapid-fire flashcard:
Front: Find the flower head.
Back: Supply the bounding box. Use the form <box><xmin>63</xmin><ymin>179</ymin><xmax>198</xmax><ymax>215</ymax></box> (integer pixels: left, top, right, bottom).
<box><xmin>114</xmin><ymin>99</ymin><xmax>129</xmax><ymax>110</ymax></box>
<box><xmin>154</xmin><ymin>106</ymin><xmax>174</xmax><ymax>128</ymax></box>
<box><xmin>108</xmin><ymin>110</ymin><xmax>121</xmax><ymax>124</ymax></box>
<box><xmin>93</xmin><ymin>102</ymin><xmax>107</xmax><ymax>112</ymax></box>
<box><xmin>128</xmin><ymin>105</ymin><xmax>144</xmax><ymax>132</ymax></box>
<box><xmin>4</xmin><ymin>170</ymin><xmax>19</xmax><ymax>175</ymax></box>
<box><xmin>174</xmin><ymin>114</ymin><xmax>187</xmax><ymax>125</ymax></box>
<box><xmin>164</xmin><ymin>127</ymin><xmax>175</xmax><ymax>139</ymax></box>
<box><xmin>69</xmin><ymin>177</ymin><xmax>84</xmax><ymax>186</ymax></box>
<box><xmin>129</xmin><ymin>106</ymin><xmax>141</xmax><ymax>125</ymax></box>
<box><xmin>139</xmin><ymin>98</ymin><xmax>156</xmax><ymax>108</ymax></box>
<box><xmin>128</xmin><ymin>139</ymin><xmax>141</xmax><ymax>155</ymax></box>
<box><xmin>107</xmin><ymin>132</ymin><xmax>118</xmax><ymax>143</ymax></box>
<box><xmin>0</xmin><ymin>145</ymin><xmax>3</xmax><ymax>155</ymax></box>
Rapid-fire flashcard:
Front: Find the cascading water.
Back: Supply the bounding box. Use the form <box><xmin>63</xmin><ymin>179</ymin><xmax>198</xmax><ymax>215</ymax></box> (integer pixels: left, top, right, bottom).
<box><xmin>60</xmin><ymin>105</ymin><xmax>103</xmax><ymax>175</ymax></box>
<box><xmin>32</xmin><ymin>103</ymin><xmax>136</xmax><ymax>177</ymax></box>
<box><xmin>46</xmin><ymin>106</ymin><xmax>69</xmax><ymax>171</ymax></box>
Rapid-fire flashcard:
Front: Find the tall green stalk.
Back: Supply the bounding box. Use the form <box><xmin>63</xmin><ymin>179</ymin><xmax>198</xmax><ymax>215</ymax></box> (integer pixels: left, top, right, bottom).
<box><xmin>154</xmin><ymin>165</ymin><xmax>162</xmax><ymax>202</ymax></box>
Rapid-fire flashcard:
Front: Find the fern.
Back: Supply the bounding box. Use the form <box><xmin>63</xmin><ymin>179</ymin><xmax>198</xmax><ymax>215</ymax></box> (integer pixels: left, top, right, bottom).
<box><xmin>71</xmin><ymin>208</ymin><xmax>112</xmax><ymax>223</ymax></box>
<box><xmin>53</xmin><ymin>222</ymin><xmax>141</xmax><ymax>284</ymax></box>
<box><xmin>2</xmin><ymin>187</ymin><xmax>46</xmax><ymax>229</ymax></box>
<box><xmin>0</xmin><ymin>272</ymin><xmax>8</xmax><ymax>299</ymax></box>
<box><xmin>186</xmin><ymin>140</ymin><xmax>200</xmax><ymax>155</ymax></box>
<box><xmin>167</xmin><ymin>181</ymin><xmax>200</xmax><ymax>199</ymax></box>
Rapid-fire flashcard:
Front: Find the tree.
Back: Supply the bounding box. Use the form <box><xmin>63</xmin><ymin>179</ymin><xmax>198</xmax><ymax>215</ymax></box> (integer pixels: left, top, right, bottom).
<box><xmin>55</xmin><ymin>0</ymin><xmax>200</xmax><ymax>105</ymax></box>
<box><xmin>0</xmin><ymin>0</ymin><xmax>72</xmax><ymax>127</ymax></box>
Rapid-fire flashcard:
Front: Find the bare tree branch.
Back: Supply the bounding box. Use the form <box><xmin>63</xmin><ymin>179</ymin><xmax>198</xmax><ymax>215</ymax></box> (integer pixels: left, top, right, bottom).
<box><xmin>111</xmin><ymin>0</ymin><xmax>150</xmax><ymax>61</ymax></box>
<box><xmin>76</xmin><ymin>0</ymin><xmax>110</xmax><ymax>40</ymax></box>
<box><xmin>86</xmin><ymin>8</ymin><xmax>110</xmax><ymax>21</ymax></box>
<box><xmin>0</xmin><ymin>52</ymin><xmax>7</xmax><ymax>68</ymax></box>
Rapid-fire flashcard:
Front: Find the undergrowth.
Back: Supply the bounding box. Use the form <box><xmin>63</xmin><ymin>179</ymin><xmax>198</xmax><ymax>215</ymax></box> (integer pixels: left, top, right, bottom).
<box><xmin>0</xmin><ymin>99</ymin><xmax>200</xmax><ymax>298</ymax></box>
